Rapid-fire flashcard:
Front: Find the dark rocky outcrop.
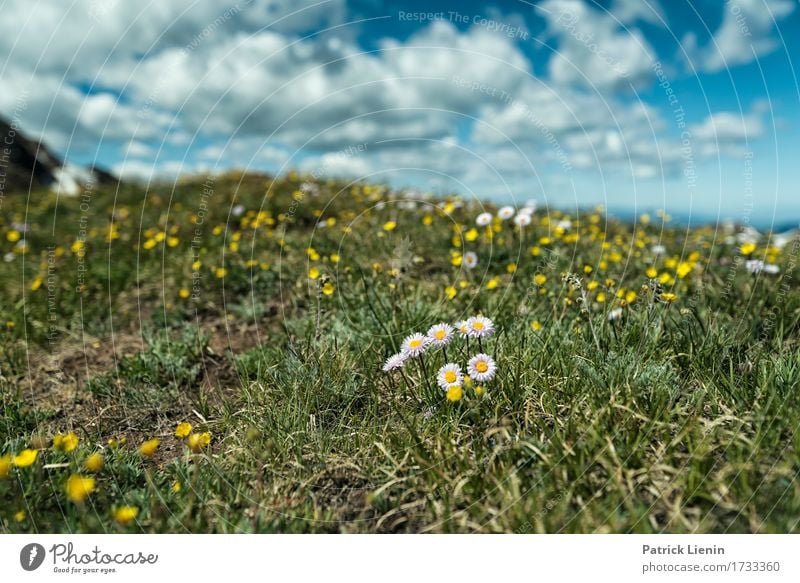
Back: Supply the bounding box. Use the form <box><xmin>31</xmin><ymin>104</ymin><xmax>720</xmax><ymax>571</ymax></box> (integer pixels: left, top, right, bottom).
<box><xmin>0</xmin><ymin>118</ymin><xmax>117</xmax><ymax>194</ymax></box>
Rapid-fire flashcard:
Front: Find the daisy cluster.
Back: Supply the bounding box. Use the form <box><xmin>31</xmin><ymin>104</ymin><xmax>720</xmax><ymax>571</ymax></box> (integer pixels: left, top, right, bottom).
<box><xmin>383</xmin><ymin>316</ymin><xmax>498</xmax><ymax>402</ymax></box>
<box><xmin>475</xmin><ymin>200</ymin><xmax>537</xmax><ymax>230</ymax></box>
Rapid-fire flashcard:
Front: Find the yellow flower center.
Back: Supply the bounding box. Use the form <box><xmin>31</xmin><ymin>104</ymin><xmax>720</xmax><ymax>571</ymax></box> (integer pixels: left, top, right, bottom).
<box><xmin>435</xmin><ymin>330</ymin><xmax>446</xmax><ymax>340</ymax></box>
<box><xmin>445</xmin><ymin>371</ymin><xmax>457</xmax><ymax>383</ymax></box>
<box><xmin>473</xmin><ymin>321</ymin><xmax>484</xmax><ymax>330</ymax></box>
<box><xmin>476</xmin><ymin>361</ymin><xmax>489</xmax><ymax>373</ymax></box>
<box><xmin>409</xmin><ymin>339</ymin><xmax>422</xmax><ymax>349</ymax></box>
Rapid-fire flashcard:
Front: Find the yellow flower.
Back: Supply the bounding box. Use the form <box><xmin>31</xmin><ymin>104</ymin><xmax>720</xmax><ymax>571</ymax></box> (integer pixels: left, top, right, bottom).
<box><xmin>13</xmin><ymin>449</ymin><xmax>38</xmax><ymax>467</ymax></box>
<box><xmin>139</xmin><ymin>438</ymin><xmax>160</xmax><ymax>458</ymax></box>
<box><xmin>0</xmin><ymin>454</ymin><xmax>11</xmax><ymax>478</ymax></box>
<box><xmin>445</xmin><ymin>286</ymin><xmax>457</xmax><ymax>300</ymax></box>
<box><xmin>740</xmin><ymin>242</ymin><xmax>756</xmax><ymax>256</ymax></box>
<box><xmin>506</xmin><ymin>263</ymin><xmax>517</xmax><ymax>274</ymax></box>
<box><xmin>143</xmin><ymin>239</ymin><xmax>156</xmax><ymax>250</ymax></box>
<box><xmin>175</xmin><ymin>422</ymin><xmax>192</xmax><ymax>438</ymax></box>
<box><xmin>107</xmin><ymin>436</ymin><xmax>126</xmax><ymax>449</ymax></box>
<box><xmin>215</xmin><ymin>267</ymin><xmax>227</xmax><ymax>279</ymax></box>
<box><xmin>486</xmin><ymin>278</ymin><xmax>499</xmax><ymax>290</ymax></box>
<box><xmin>178</xmin><ymin>288</ymin><xmax>190</xmax><ymax>299</ymax></box>
<box><xmin>6</xmin><ymin>230</ymin><xmax>21</xmax><ymax>242</ymax></box>
<box><xmin>422</xmin><ymin>214</ymin><xmax>433</xmax><ymax>226</ymax></box>
<box><xmin>84</xmin><ymin>453</ymin><xmax>104</xmax><ymax>473</ymax></box>
<box><xmin>446</xmin><ymin>385</ymin><xmax>463</xmax><ymax>402</ymax></box>
<box><xmin>322</xmin><ymin>282</ymin><xmax>335</xmax><ymax>296</ymax></box>
<box><xmin>531</xmin><ymin>320</ymin><xmax>542</xmax><ymax>332</ymax></box>
<box><xmin>583</xmin><ymin>264</ymin><xmax>593</xmax><ymax>274</ymax></box>
<box><xmin>596</xmin><ymin>292</ymin><xmax>606</xmax><ymax>303</ymax></box>
<box><xmin>191</xmin><ymin>260</ymin><xmax>202</xmax><ymax>271</ymax></box>
<box><xmin>383</xmin><ymin>221</ymin><xmax>397</xmax><ymax>231</ymax></box>
<box><xmin>167</xmin><ymin>236</ymin><xmax>179</xmax><ymax>247</ymax></box>
<box><xmin>171</xmin><ymin>481</ymin><xmax>182</xmax><ymax>493</ymax></box>
<box><xmin>53</xmin><ymin>432</ymin><xmax>79</xmax><ymax>453</ymax></box>
<box><xmin>646</xmin><ymin>266</ymin><xmax>658</xmax><ymax>278</ymax></box>
<box><xmin>676</xmin><ymin>261</ymin><xmax>693</xmax><ymax>279</ymax></box>
<box><xmin>660</xmin><ymin>292</ymin><xmax>678</xmax><ymax>303</ymax></box>
<box><xmin>625</xmin><ymin>290</ymin><xmax>637</xmax><ymax>304</ymax></box>
<box><xmin>65</xmin><ymin>474</ymin><xmax>96</xmax><ymax>504</ymax></box>
<box><xmin>14</xmin><ymin>510</ymin><xmax>26</xmax><ymax>522</ymax></box>
<box><xmin>474</xmin><ymin>385</ymin><xmax>485</xmax><ymax>397</ymax></box>
<box><xmin>187</xmin><ymin>432</ymin><xmax>211</xmax><ymax>453</ymax></box>
<box><xmin>114</xmin><ymin>506</ymin><xmax>139</xmax><ymax>525</ymax></box>
<box><xmin>465</xmin><ymin>228</ymin><xmax>478</xmax><ymax>241</ymax></box>
<box><xmin>587</xmin><ymin>280</ymin><xmax>599</xmax><ymax>291</ymax></box>
<box><xmin>330</xmin><ymin>253</ymin><xmax>340</xmax><ymax>263</ymax></box>
<box><xmin>533</xmin><ymin>274</ymin><xmax>547</xmax><ymax>286</ymax></box>
<box><xmin>308</xmin><ymin>267</ymin><xmax>320</xmax><ymax>280</ymax></box>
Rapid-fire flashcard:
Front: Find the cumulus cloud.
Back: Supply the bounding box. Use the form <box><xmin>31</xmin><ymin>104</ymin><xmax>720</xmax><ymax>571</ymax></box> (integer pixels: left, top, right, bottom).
<box><xmin>610</xmin><ymin>0</ymin><xmax>666</xmax><ymax>26</ymax></box>
<box><xmin>536</xmin><ymin>0</ymin><xmax>658</xmax><ymax>90</ymax></box>
<box><xmin>682</xmin><ymin>0</ymin><xmax>795</xmax><ymax>72</ymax></box>
<box><xmin>0</xmin><ymin>0</ymin><xmax>787</xmax><ymax>209</ymax></box>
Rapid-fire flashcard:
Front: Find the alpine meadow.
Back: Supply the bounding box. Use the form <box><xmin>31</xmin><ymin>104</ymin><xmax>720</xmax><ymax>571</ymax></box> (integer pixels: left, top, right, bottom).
<box><xmin>1</xmin><ymin>173</ymin><xmax>799</xmax><ymax>533</ymax></box>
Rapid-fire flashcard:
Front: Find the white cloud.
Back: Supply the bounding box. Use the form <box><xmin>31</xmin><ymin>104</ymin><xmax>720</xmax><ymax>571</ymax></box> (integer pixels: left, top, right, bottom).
<box><xmin>536</xmin><ymin>0</ymin><xmax>658</xmax><ymax>90</ymax></box>
<box><xmin>0</xmin><ymin>0</ymin><xmax>788</xmax><ymax>214</ymax></box>
<box><xmin>683</xmin><ymin>0</ymin><xmax>795</xmax><ymax>72</ymax></box>
<box><xmin>124</xmin><ymin>141</ymin><xmax>154</xmax><ymax>157</ymax></box>
<box><xmin>611</xmin><ymin>0</ymin><xmax>666</xmax><ymax>26</ymax></box>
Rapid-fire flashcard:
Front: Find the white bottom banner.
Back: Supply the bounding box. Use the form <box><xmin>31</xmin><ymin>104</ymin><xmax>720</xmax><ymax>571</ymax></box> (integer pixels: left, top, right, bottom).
<box><xmin>0</xmin><ymin>535</ymin><xmax>796</xmax><ymax>582</ymax></box>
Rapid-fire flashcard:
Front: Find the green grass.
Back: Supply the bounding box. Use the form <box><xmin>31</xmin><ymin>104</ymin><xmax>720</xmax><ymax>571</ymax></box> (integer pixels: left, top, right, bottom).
<box><xmin>1</xmin><ymin>173</ymin><xmax>799</xmax><ymax>532</ymax></box>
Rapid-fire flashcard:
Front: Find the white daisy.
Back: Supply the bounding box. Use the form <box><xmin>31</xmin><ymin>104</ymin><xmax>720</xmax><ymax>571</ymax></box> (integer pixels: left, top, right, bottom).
<box><xmin>454</xmin><ymin>320</ymin><xmax>470</xmax><ymax>337</ymax></box>
<box><xmin>746</xmin><ymin>259</ymin><xmax>764</xmax><ymax>274</ymax></box>
<box><xmin>463</xmin><ymin>251</ymin><xmax>478</xmax><ymax>269</ymax></box>
<box><xmin>513</xmin><ymin>213</ymin><xmax>531</xmax><ymax>227</ymax></box>
<box><xmin>436</xmin><ymin>363</ymin><xmax>463</xmax><ymax>390</ymax></box>
<box><xmin>382</xmin><ymin>353</ymin><xmax>408</xmax><ymax>372</ymax></box>
<box><xmin>608</xmin><ymin>307</ymin><xmax>623</xmax><ymax>322</ymax></box>
<box><xmin>517</xmin><ymin>206</ymin><xmax>534</xmax><ymax>216</ymax></box>
<box><xmin>427</xmin><ymin>323</ymin><xmax>454</xmax><ymax>346</ymax></box>
<box><xmin>467</xmin><ymin>315</ymin><xmax>495</xmax><ymax>338</ymax></box>
<box><xmin>652</xmin><ymin>244</ymin><xmax>666</xmax><ymax>256</ymax></box>
<box><xmin>468</xmin><ymin>353</ymin><xmax>497</xmax><ymax>383</ymax></box>
<box><xmin>764</xmin><ymin>264</ymin><xmax>780</xmax><ymax>274</ymax></box>
<box><xmin>476</xmin><ymin>212</ymin><xmax>493</xmax><ymax>227</ymax></box>
<box><xmin>497</xmin><ymin>206</ymin><xmax>515</xmax><ymax>220</ymax></box>
<box><xmin>401</xmin><ymin>333</ymin><xmax>430</xmax><ymax>357</ymax></box>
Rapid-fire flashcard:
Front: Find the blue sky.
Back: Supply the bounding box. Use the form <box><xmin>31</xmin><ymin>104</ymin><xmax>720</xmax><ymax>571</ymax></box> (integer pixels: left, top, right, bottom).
<box><xmin>1</xmin><ymin>0</ymin><xmax>798</xmax><ymax>226</ymax></box>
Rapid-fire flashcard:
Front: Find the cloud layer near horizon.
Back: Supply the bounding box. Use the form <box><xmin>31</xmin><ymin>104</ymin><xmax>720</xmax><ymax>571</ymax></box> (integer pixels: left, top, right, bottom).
<box><xmin>0</xmin><ymin>0</ymin><xmax>795</xmax><ymax>215</ymax></box>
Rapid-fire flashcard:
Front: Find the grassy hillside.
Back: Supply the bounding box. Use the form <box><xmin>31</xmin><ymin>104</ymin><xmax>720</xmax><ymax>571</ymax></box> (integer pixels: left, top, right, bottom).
<box><xmin>1</xmin><ymin>173</ymin><xmax>799</xmax><ymax>533</ymax></box>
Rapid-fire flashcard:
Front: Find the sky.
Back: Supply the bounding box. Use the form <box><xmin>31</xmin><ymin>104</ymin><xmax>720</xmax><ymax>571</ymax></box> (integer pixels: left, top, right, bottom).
<box><xmin>1</xmin><ymin>0</ymin><xmax>798</xmax><ymax>226</ymax></box>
